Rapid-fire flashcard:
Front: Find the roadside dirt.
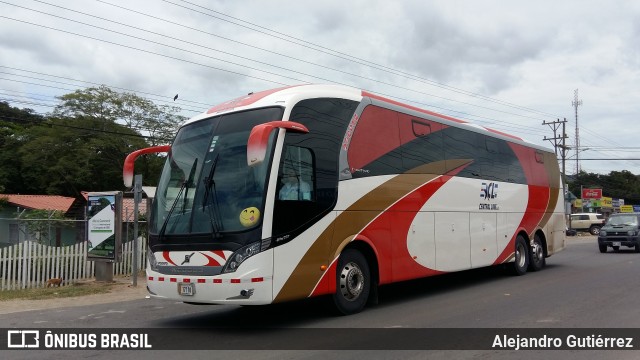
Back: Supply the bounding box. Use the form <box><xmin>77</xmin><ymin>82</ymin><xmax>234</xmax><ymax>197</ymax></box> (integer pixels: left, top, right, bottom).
<box><xmin>0</xmin><ymin>275</ymin><xmax>149</xmax><ymax>315</ymax></box>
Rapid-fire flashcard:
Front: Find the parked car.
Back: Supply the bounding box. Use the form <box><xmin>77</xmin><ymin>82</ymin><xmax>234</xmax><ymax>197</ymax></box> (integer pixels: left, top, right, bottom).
<box><xmin>569</xmin><ymin>213</ymin><xmax>605</xmax><ymax>235</ymax></box>
<box><xmin>598</xmin><ymin>213</ymin><xmax>640</xmax><ymax>253</ymax></box>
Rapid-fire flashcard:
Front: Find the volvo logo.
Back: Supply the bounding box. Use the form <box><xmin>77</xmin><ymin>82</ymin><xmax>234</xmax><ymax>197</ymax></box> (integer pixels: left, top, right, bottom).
<box><xmin>181</xmin><ymin>252</ymin><xmax>195</xmax><ymax>265</ymax></box>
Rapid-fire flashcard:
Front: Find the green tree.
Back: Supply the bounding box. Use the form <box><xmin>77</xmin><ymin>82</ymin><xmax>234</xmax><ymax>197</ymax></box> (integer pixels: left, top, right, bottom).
<box><xmin>53</xmin><ymin>85</ymin><xmax>122</xmax><ymax>123</ymax></box>
<box><xmin>53</xmin><ymin>85</ymin><xmax>185</xmax><ymax>144</ymax></box>
<box><xmin>606</xmin><ymin>170</ymin><xmax>640</xmax><ymax>204</ymax></box>
<box><xmin>18</xmin><ymin>116</ymin><xmax>161</xmax><ymax>196</ymax></box>
<box><xmin>568</xmin><ymin>170</ymin><xmax>640</xmax><ymax>204</ymax></box>
<box><xmin>0</xmin><ymin>86</ymin><xmax>183</xmax><ymax>196</ymax></box>
<box><xmin>0</xmin><ymin>102</ymin><xmax>44</xmax><ymax>194</ymax></box>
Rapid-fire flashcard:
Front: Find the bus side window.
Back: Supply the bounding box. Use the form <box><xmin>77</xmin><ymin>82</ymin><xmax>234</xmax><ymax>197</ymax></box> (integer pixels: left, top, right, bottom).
<box><xmin>399</xmin><ymin>114</ymin><xmax>444</xmax><ymax>173</ymax></box>
<box><xmin>278</xmin><ymin>146</ymin><xmax>315</xmax><ymax>201</ymax></box>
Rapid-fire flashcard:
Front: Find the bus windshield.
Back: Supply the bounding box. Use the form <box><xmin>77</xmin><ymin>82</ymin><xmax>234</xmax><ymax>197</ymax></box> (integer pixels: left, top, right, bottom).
<box><xmin>151</xmin><ymin>107</ymin><xmax>283</xmax><ymax>238</ymax></box>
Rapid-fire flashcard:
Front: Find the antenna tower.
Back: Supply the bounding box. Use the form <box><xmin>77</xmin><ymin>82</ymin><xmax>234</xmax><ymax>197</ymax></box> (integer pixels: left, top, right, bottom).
<box><xmin>572</xmin><ymin>89</ymin><xmax>583</xmax><ymax>174</ymax></box>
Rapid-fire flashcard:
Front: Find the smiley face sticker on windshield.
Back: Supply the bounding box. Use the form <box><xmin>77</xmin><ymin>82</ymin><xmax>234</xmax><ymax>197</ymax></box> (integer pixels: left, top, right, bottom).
<box><xmin>239</xmin><ymin>207</ymin><xmax>261</xmax><ymax>227</ymax></box>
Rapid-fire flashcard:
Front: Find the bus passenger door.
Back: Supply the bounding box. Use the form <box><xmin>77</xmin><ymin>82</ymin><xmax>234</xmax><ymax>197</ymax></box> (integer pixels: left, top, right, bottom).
<box><xmin>470</xmin><ymin>212</ymin><xmax>498</xmax><ymax>267</ymax></box>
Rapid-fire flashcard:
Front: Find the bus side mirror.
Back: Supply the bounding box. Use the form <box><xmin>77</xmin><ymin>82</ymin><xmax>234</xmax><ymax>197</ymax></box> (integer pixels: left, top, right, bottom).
<box><xmin>123</xmin><ymin>145</ymin><xmax>171</xmax><ymax>187</ymax></box>
<box><xmin>247</xmin><ymin>121</ymin><xmax>309</xmax><ymax>166</ymax></box>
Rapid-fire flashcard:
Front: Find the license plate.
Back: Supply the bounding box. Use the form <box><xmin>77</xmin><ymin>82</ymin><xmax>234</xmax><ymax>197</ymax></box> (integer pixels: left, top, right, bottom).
<box><xmin>178</xmin><ymin>282</ymin><xmax>195</xmax><ymax>296</ymax></box>
<box><xmin>613</xmin><ymin>242</ymin><xmax>621</xmax><ymax>247</ymax></box>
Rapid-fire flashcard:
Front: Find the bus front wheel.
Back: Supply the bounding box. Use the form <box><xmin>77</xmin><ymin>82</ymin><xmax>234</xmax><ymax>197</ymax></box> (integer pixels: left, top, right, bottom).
<box><xmin>333</xmin><ymin>249</ymin><xmax>370</xmax><ymax>315</ymax></box>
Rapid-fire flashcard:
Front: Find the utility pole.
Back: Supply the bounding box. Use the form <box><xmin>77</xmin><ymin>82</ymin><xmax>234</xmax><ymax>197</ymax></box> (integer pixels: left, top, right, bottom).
<box><xmin>543</xmin><ymin>118</ymin><xmax>569</xmax><ymax>178</ymax></box>
<box><xmin>572</xmin><ymin>89</ymin><xmax>583</xmax><ymax>175</ymax></box>
<box><xmin>543</xmin><ymin>118</ymin><xmax>571</xmax><ymax>223</ymax></box>
<box><xmin>542</xmin><ymin>118</ymin><xmax>567</xmax><ymax>159</ymax></box>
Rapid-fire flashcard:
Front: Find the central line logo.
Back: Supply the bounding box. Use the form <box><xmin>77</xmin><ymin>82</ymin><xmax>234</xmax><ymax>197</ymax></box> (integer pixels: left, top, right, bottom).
<box><xmin>481</xmin><ymin>182</ymin><xmax>498</xmax><ymax>200</ymax></box>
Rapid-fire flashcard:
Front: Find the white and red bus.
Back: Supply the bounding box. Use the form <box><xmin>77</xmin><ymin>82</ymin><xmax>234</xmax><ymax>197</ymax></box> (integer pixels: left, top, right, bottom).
<box><xmin>124</xmin><ymin>84</ymin><xmax>565</xmax><ymax>315</ymax></box>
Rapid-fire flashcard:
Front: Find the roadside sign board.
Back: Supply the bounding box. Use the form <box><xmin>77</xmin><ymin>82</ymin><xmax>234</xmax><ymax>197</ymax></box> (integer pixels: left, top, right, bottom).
<box><xmin>581</xmin><ymin>188</ymin><xmax>602</xmax><ymax>199</ymax></box>
<box><xmin>87</xmin><ymin>191</ymin><xmax>122</xmax><ymax>262</ymax></box>
<box><xmin>620</xmin><ymin>205</ymin><xmax>634</xmax><ymax>213</ymax></box>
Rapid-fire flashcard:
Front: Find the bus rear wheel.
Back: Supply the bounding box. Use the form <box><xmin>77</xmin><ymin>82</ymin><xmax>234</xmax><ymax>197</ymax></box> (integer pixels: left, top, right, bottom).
<box><xmin>333</xmin><ymin>249</ymin><xmax>370</xmax><ymax>315</ymax></box>
<box><xmin>512</xmin><ymin>235</ymin><xmax>529</xmax><ymax>276</ymax></box>
<box><xmin>528</xmin><ymin>234</ymin><xmax>545</xmax><ymax>272</ymax></box>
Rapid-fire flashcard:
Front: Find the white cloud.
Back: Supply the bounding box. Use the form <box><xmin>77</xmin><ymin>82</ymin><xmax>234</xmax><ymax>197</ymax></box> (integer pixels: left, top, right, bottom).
<box><xmin>1</xmin><ymin>0</ymin><xmax>640</xmax><ymax>174</ymax></box>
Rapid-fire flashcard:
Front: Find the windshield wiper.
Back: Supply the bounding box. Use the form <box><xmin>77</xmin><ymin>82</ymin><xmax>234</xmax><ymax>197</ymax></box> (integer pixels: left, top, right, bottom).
<box><xmin>182</xmin><ymin>158</ymin><xmax>198</xmax><ymax>214</ymax></box>
<box><xmin>202</xmin><ymin>153</ymin><xmax>224</xmax><ymax>237</ymax></box>
<box><xmin>158</xmin><ymin>158</ymin><xmax>198</xmax><ymax>242</ymax></box>
<box><xmin>202</xmin><ymin>153</ymin><xmax>219</xmax><ymax>209</ymax></box>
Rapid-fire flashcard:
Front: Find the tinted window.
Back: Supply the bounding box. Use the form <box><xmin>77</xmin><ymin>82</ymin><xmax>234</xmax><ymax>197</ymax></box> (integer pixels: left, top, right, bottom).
<box><xmin>273</xmin><ymin>98</ymin><xmax>357</xmax><ymax>236</ymax></box>
<box><xmin>341</xmin><ymin>107</ymin><xmax>527</xmax><ymax>183</ymax></box>
<box><xmin>278</xmin><ymin>146</ymin><xmax>315</xmax><ymax>201</ymax></box>
<box><xmin>443</xmin><ymin>127</ymin><xmax>485</xmax><ymax>178</ymax></box>
<box><xmin>400</xmin><ymin>115</ymin><xmax>445</xmax><ymax>172</ymax></box>
<box><xmin>347</xmin><ymin>105</ymin><xmax>403</xmax><ymax>177</ymax></box>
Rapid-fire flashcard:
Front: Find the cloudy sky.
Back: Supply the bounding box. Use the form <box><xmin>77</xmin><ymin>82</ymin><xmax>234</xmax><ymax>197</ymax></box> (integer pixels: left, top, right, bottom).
<box><xmin>1</xmin><ymin>0</ymin><xmax>639</xmax><ymax>175</ymax></box>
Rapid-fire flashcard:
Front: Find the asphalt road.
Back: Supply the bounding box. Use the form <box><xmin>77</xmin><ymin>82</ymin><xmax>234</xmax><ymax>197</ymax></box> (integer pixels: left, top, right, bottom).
<box><xmin>3</xmin><ymin>235</ymin><xmax>640</xmax><ymax>359</ymax></box>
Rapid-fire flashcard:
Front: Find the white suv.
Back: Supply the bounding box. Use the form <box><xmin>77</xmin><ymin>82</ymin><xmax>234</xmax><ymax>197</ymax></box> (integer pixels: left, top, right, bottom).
<box><xmin>569</xmin><ymin>213</ymin><xmax>605</xmax><ymax>235</ymax></box>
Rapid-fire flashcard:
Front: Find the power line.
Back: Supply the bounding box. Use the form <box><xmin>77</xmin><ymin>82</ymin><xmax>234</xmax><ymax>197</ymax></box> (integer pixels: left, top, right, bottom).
<box><xmin>0</xmin><ymin>15</ymin><xmax>292</xmax><ymax>86</ymax></box>
<box><xmin>0</xmin><ymin>114</ymin><xmax>169</xmax><ymax>141</ymax></box>
<box><xmin>164</xmin><ymin>0</ymin><xmax>561</xmax><ymax>119</ymax></box>
<box><xmin>0</xmin><ymin>70</ymin><xmax>204</xmax><ymax>114</ymax></box>
<box><xmin>0</xmin><ymin>14</ymin><xmax>550</xmax><ymax>139</ymax></box>
<box><xmin>1</xmin><ymin>2</ymin><xmax>559</xmax><ymax>143</ymax></box>
<box><xmin>11</xmin><ymin>1</ymin><xmax>552</xmax><ymax>124</ymax></box>
<box><xmin>0</xmin><ymin>65</ymin><xmax>209</xmax><ymax>108</ymax></box>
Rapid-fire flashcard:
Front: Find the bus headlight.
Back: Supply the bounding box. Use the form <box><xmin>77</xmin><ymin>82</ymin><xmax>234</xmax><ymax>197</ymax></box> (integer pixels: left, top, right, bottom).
<box><xmin>222</xmin><ymin>242</ymin><xmax>261</xmax><ymax>273</ymax></box>
<box><xmin>148</xmin><ymin>248</ymin><xmax>158</xmax><ymax>271</ymax></box>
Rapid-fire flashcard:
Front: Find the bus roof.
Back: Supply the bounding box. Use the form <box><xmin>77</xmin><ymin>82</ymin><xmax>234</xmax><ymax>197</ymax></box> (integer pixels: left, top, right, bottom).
<box><xmin>184</xmin><ymin>84</ymin><xmax>552</xmax><ymax>153</ymax></box>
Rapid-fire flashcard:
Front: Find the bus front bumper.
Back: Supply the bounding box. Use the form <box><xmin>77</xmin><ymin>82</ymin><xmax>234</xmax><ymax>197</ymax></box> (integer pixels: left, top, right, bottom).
<box><xmin>146</xmin><ymin>271</ymin><xmax>273</xmax><ymax>305</ymax></box>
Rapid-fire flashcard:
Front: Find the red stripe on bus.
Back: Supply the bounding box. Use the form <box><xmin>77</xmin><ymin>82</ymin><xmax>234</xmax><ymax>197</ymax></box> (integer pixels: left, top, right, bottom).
<box><xmin>213</xmin><ymin>250</ymin><xmax>227</xmax><ymax>260</ymax></box>
<box><xmin>200</xmin><ymin>252</ymin><xmax>221</xmax><ymax>266</ymax></box>
<box><xmin>493</xmin><ymin>143</ymin><xmax>551</xmax><ymax>265</ymax></box>
<box><xmin>362</xmin><ymin>91</ymin><xmax>466</xmax><ymax>124</ymax></box>
<box><xmin>162</xmin><ymin>251</ymin><xmax>177</xmax><ymax>266</ymax></box>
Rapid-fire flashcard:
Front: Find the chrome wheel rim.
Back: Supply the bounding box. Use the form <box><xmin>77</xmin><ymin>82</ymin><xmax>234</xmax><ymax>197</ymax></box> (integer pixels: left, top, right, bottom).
<box><xmin>532</xmin><ymin>241</ymin><xmax>543</xmax><ymax>263</ymax></box>
<box><xmin>516</xmin><ymin>242</ymin><xmax>526</xmax><ymax>268</ymax></box>
<box><xmin>339</xmin><ymin>261</ymin><xmax>364</xmax><ymax>301</ymax></box>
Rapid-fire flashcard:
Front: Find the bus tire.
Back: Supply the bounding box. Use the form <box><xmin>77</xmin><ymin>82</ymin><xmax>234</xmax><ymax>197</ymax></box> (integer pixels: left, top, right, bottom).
<box><xmin>528</xmin><ymin>234</ymin><xmax>546</xmax><ymax>272</ymax></box>
<box><xmin>333</xmin><ymin>248</ymin><xmax>370</xmax><ymax>315</ymax></box>
<box><xmin>512</xmin><ymin>235</ymin><xmax>529</xmax><ymax>276</ymax></box>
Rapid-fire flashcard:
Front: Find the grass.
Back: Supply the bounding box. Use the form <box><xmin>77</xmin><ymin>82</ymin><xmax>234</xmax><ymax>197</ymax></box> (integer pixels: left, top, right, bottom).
<box><xmin>0</xmin><ymin>281</ymin><xmax>117</xmax><ymax>301</ymax></box>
